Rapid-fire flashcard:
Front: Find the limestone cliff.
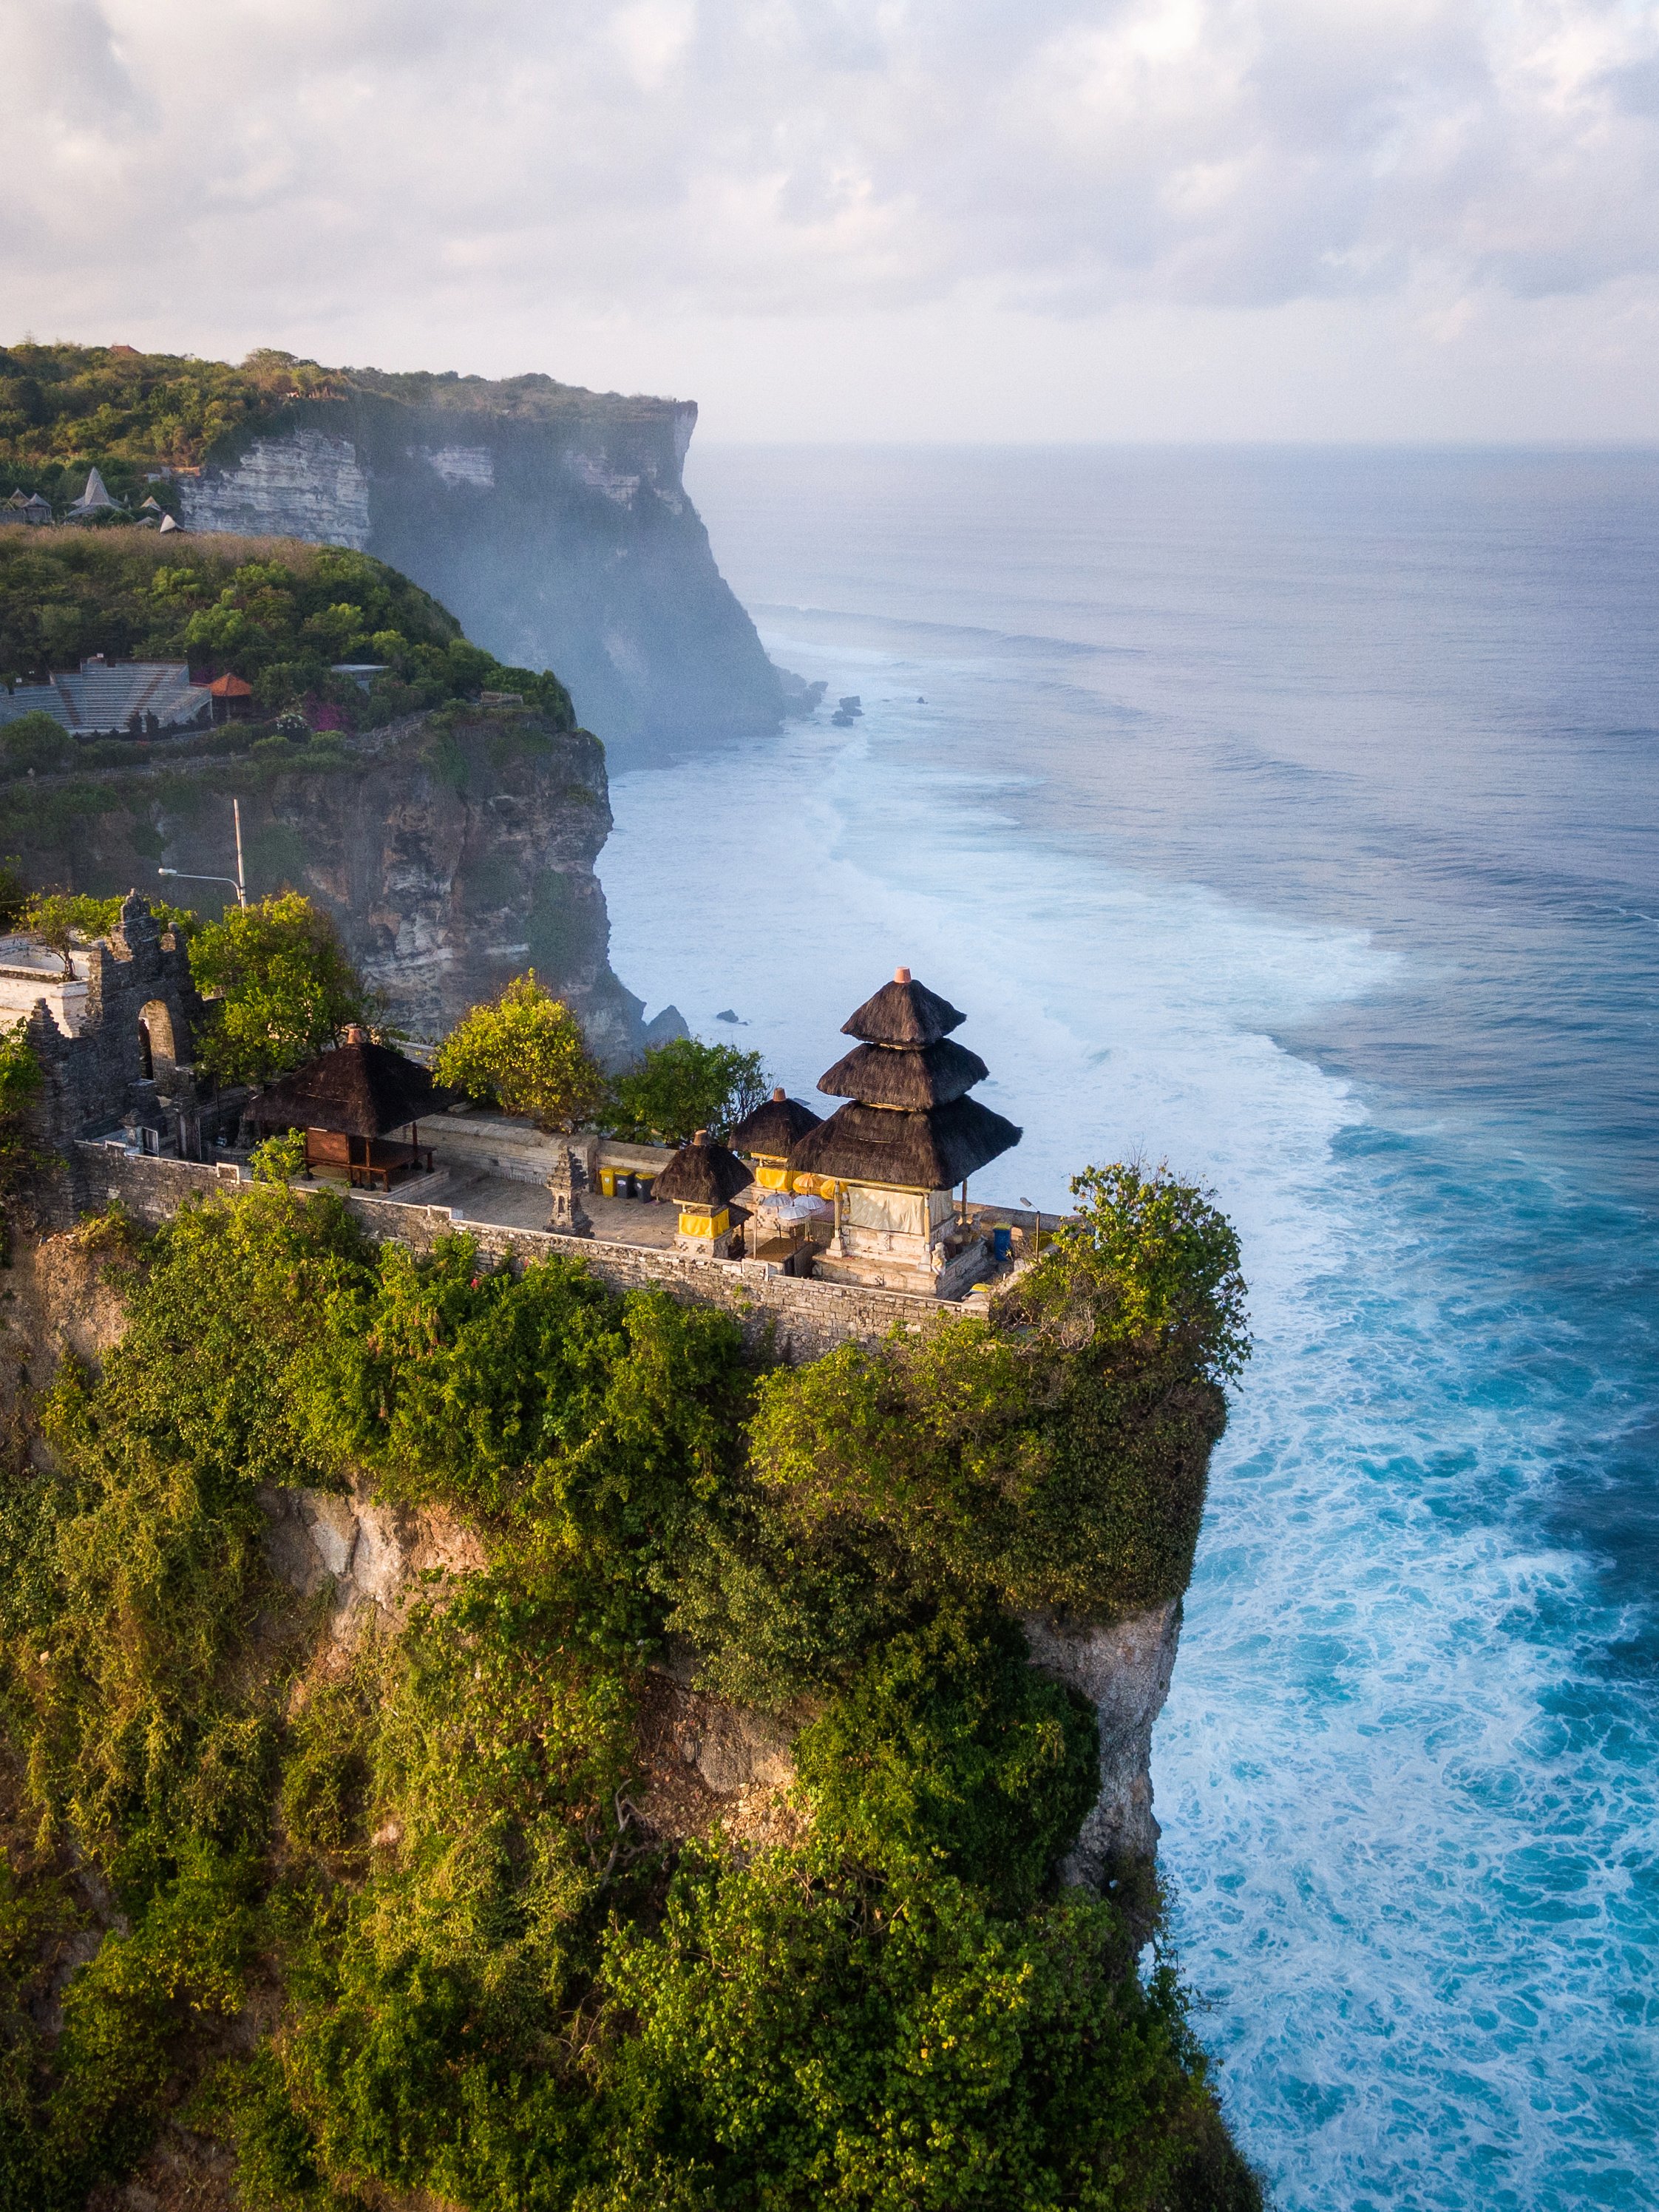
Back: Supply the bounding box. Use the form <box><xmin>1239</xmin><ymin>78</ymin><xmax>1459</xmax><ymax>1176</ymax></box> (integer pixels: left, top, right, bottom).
<box><xmin>0</xmin><ymin>708</ymin><xmax>672</xmax><ymax>1055</ymax></box>
<box><xmin>177</xmin><ymin>374</ymin><xmax>788</xmax><ymax>750</ymax></box>
<box><xmin>210</xmin><ymin>711</ymin><xmax>653</xmax><ymax>1055</ymax></box>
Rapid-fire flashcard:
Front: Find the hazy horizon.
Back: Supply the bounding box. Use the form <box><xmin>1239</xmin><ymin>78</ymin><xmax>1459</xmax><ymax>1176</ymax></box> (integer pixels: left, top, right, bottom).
<box><xmin>6</xmin><ymin>1</ymin><xmax>1659</xmax><ymax>446</ymax></box>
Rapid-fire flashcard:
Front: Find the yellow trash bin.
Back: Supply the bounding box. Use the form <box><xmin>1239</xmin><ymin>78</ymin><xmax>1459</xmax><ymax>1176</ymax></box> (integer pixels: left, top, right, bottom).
<box><xmin>599</xmin><ymin>1166</ymin><xmax>617</xmax><ymax>1198</ymax></box>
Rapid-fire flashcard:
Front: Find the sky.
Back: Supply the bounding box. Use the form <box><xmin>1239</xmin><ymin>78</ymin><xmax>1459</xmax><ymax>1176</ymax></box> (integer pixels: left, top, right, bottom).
<box><xmin>5</xmin><ymin>0</ymin><xmax>1659</xmax><ymax>442</ymax></box>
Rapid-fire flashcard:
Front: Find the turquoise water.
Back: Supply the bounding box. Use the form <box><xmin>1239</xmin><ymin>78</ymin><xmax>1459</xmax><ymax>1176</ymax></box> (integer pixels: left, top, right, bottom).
<box><xmin>597</xmin><ymin>447</ymin><xmax>1659</xmax><ymax>2211</ymax></box>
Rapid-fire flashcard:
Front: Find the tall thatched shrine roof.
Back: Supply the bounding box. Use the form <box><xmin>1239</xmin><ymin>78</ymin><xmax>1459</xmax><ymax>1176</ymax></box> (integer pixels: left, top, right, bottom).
<box><xmin>654</xmin><ymin>1129</ymin><xmax>755</xmax><ymax>1208</ymax></box>
<box><xmin>251</xmin><ymin>1034</ymin><xmax>445</xmax><ymax>1137</ymax></box>
<box><xmin>728</xmin><ymin>1088</ymin><xmax>823</xmax><ymax>1158</ymax></box>
<box><xmin>789</xmin><ymin>966</ymin><xmax>1021</xmax><ymax>1189</ymax></box>
<box><xmin>841</xmin><ymin>973</ymin><xmax>966</xmax><ymax>1048</ymax></box>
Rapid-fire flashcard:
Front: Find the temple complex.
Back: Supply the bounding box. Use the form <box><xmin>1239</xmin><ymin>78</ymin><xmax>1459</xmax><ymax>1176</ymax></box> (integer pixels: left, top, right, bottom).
<box><xmin>787</xmin><ymin>966</ymin><xmax>1021</xmax><ymax>1296</ymax></box>
<box><xmin>18</xmin><ymin>899</ymin><xmax>1043</xmax><ymax>1318</ymax></box>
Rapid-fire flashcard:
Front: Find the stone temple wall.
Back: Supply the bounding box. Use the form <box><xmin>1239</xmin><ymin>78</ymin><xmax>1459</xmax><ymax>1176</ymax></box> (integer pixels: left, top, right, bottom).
<box><xmin>68</xmin><ymin>1146</ymin><xmax>951</xmax><ymax>1365</ymax></box>
<box><xmin>26</xmin><ymin>898</ymin><xmax>213</xmax><ymax>1151</ymax></box>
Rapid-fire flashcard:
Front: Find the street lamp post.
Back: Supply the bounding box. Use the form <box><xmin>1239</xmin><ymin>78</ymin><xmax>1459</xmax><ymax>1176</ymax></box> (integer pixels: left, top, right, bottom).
<box><xmin>158</xmin><ymin>797</ymin><xmax>247</xmax><ymax>908</ymax></box>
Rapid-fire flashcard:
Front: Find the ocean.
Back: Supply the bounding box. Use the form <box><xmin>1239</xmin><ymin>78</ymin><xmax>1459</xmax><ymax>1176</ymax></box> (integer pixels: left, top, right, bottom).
<box><xmin>597</xmin><ymin>445</ymin><xmax>1659</xmax><ymax>2212</ymax></box>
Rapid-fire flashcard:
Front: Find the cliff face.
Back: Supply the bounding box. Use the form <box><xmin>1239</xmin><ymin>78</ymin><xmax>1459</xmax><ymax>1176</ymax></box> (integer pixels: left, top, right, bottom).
<box><xmin>214</xmin><ymin>713</ymin><xmax>651</xmax><ymax>1056</ymax></box>
<box><xmin>1</xmin><ymin>710</ymin><xmax>668</xmax><ymax>1055</ymax></box>
<box><xmin>177</xmin><ymin>379</ymin><xmax>787</xmax><ymax>749</ymax></box>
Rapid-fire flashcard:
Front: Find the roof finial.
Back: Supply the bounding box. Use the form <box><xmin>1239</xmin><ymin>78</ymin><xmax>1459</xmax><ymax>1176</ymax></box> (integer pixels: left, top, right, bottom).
<box><xmin>895</xmin><ymin>965</ymin><xmax>911</xmax><ymax>984</ymax></box>
<box><xmin>771</xmin><ymin>1086</ymin><xmax>786</xmax><ymax>1101</ymax></box>
<box><xmin>692</xmin><ymin>1127</ymin><xmax>709</xmax><ymax>1145</ymax></box>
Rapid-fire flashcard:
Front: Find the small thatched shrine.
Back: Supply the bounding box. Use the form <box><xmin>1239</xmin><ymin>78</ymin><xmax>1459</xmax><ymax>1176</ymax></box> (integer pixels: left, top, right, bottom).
<box><xmin>729</xmin><ymin>1087</ymin><xmax>823</xmax><ymax>1178</ymax></box>
<box><xmin>251</xmin><ymin>1029</ymin><xmax>442</xmax><ymax>1189</ymax></box>
<box><xmin>654</xmin><ymin>1128</ymin><xmax>754</xmax><ymax>1258</ymax></box>
<box><xmin>729</xmin><ymin>1086</ymin><xmax>830</xmax><ymax>1266</ymax></box>
<box><xmin>787</xmin><ymin>967</ymin><xmax>1021</xmax><ymax>1295</ymax></box>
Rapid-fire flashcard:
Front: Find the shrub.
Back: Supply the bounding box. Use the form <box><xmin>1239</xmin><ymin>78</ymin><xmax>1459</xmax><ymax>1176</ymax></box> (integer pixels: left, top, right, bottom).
<box><xmin>0</xmin><ymin>508</ymin><xmax>574</xmax><ymax>722</ymax></box>
<box><xmin>248</xmin><ymin>1127</ymin><xmax>308</xmax><ymax>1184</ymax></box>
<box><xmin>609</xmin><ymin>1035</ymin><xmax>770</xmax><ymax>1144</ymax></box>
<box><xmin>796</xmin><ymin>1607</ymin><xmax>1099</xmax><ymax>1910</ymax></box>
<box><xmin>600</xmin><ymin>1854</ymin><xmax>1224</xmax><ymax>2212</ymax></box>
<box><xmin>41</xmin><ymin>1845</ymin><xmax>257</xmax><ymax>2202</ymax></box>
<box><xmin>1022</xmin><ymin>1161</ymin><xmax>1250</xmax><ymax>1385</ymax></box>
<box><xmin>0</xmin><ymin>1153</ymin><xmax>1254</xmax><ymax>2210</ymax></box>
<box><xmin>434</xmin><ymin>971</ymin><xmax>608</xmax><ymax>1132</ymax></box>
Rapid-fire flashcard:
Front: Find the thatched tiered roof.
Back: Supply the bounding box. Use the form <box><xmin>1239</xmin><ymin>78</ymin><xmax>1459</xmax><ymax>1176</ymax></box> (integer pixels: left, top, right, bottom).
<box><xmin>788</xmin><ymin>966</ymin><xmax>1020</xmax><ymax>1189</ymax></box>
<box><xmin>729</xmin><ymin>1087</ymin><xmax>823</xmax><ymax>1158</ymax></box>
<box><xmin>790</xmin><ymin>1096</ymin><xmax>1021</xmax><ymax>1188</ymax></box>
<box><xmin>817</xmin><ymin>1037</ymin><xmax>988</xmax><ymax>1109</ymax></box>
<box><xmin>841</xmin><ymin>974</ymin><xmax>965</xmax><ymax>1048</ymax></box>
<box><xmin>251</xmin><ymin>1037</ymin><xmax>444</xmax><ymax>1138</ymax></box>
<box><xmin>654</xmin><ymin>1129</ymin><xmax>755</xmax><ymax>1208</ymax></box>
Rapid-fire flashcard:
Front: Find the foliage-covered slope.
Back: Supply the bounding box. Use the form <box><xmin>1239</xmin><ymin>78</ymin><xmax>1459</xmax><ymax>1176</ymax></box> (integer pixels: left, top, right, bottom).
<box><xmin>0</xmin><ymin>527</ymin><xmax>573</xmax><ymax>725</ymax></box>
<box><xmin>0</xmin><ymin>1167</ymin><xmax>1258</xmax><ymax>2212</ymax></box>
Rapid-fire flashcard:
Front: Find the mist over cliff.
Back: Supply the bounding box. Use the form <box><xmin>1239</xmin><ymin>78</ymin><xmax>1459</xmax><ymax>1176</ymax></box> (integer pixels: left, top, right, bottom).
<box><xmin>177</xmin><ymin>370</ymin><xmax>790</xmax><ymax>748</ymax></box>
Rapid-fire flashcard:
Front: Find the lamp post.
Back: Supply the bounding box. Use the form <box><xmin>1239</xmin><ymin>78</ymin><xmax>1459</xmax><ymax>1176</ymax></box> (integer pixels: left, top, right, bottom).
<box><xmin>158</xmin><ymin>797</ymin><xmax>247</xmax><ymax>908</ymax></box>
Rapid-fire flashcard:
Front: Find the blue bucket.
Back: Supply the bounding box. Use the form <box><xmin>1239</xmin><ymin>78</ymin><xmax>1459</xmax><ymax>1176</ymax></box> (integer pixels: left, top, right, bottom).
<box><xmin>992</xmin><ymin>1225</ymin><xmax>1013</xmax><ymax>1263</ymax></box>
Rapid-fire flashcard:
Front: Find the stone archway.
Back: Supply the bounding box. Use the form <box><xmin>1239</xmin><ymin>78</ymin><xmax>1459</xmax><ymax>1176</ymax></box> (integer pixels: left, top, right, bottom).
<box><xmin>139</xmin><ymin>998</ymin><xmax>177</xmax><ymax>1081</ymax></box>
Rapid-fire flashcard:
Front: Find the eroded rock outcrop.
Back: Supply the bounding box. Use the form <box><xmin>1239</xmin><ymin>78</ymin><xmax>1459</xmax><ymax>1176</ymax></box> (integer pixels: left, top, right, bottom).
<box><xmin>1024</xmin><ymin>1601</ymin><xmax>1183</xmax><ymax>1882</ymax></box>
<box><xmin>10</xmin><ymin>712</ymin><xmax>665</xmax><ymax>1056</ymax></box>
<box><xmin>257</xmin><ymin>1474</ymin><xmax>486</xmax><ymax>1629</ymax></box>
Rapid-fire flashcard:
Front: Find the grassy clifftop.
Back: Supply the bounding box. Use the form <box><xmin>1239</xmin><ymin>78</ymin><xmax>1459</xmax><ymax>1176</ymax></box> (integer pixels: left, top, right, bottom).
<box><xmin>0</xmin><ymin>342</ymin><xmax>671</xmax><ymax>515</ymax></box>
<box><xmin>0</xmin><ymin>527</ymin><xmax>571</xmax><ymax>719</ymax></box>
<box><xmin>0</xmin><ymin>1166</ymin><xmax>1261</xmax><ymax>2211</ymax></box>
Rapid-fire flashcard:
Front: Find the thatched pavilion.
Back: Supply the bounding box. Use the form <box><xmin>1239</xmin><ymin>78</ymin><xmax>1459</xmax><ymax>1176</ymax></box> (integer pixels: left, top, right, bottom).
<box><xmin>787</xmin><ymin>967</ymin><xmax>1020</xmax><ymax>1295</ymax></box>
<box><xmin>250</xmin><ymin>1029</ymin><xmax>443</xmax><ymax>1188</ymax></box>
<box><xmin>729</xmin><ymin>1087</ymin><xmax>828</xmax><ymax>1266</ymax></box>
<box><xmin>654</xmin><ymin>1128</ymin><xmax>754</xmax><ymax>1258</ymax></box>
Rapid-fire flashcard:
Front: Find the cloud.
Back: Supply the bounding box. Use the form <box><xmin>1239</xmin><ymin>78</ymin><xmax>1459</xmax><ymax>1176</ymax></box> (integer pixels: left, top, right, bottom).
<box><xmin>2</xmin><ymin>1</ymin><xmax>1658</xmax><ymax>434</ymax></box>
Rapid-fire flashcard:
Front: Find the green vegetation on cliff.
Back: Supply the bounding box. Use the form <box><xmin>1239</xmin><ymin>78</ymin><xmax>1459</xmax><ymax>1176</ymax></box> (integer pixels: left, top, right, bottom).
<box><xmin>0</xmin><ymin>1167</ymin><xmax>1258</xmax><ymax>2211</ymax></box>
<box><xmin>0</xmin><ymin>527</ymin><xmax>573</xmax><ymax>722</ymax></box>
<box><xmin>0</xmin><ymin>343</ymin><xmax>657</xmax><ymax>516</ymax></box>
<box><xmin>0</xmin><ymin>345</ymin><xmax>346</xmax><ymax>511</ymax></box>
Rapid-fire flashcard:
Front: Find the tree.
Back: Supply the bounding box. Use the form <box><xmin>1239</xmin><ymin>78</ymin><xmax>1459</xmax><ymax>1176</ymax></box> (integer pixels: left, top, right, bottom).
<box><xmin>188</xmin><ymin>892</ymin><xmax>375</xmax><ymax>1086</ymax></box>
<box><xmin>1</xmin><ymin>710</ymin><xmax>74</xmax><ymax>776</ymax></box>
<box><xmin>18</xmin><ymin>892</ymin><xmax>124</xmax><ymax>977</ymax></box>
<box><xmin>1045</xmin><ymin>1161</ymin><xmax>1251</xmax><ymax>1383</ymax></box>
<box><xmin>433</xmin><ymin>971</ymin><xmax>608</xmax><ymax>1133</ymax></box>
<box><xmin>610</xmin><ymin>1035</ymin><xmax>770</xmax><ymax>1144</ymax></box>
<box><xmin>18</xmin><ymin>892</ymin><xmax>197</xmax><ymax>978</ymax></box>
